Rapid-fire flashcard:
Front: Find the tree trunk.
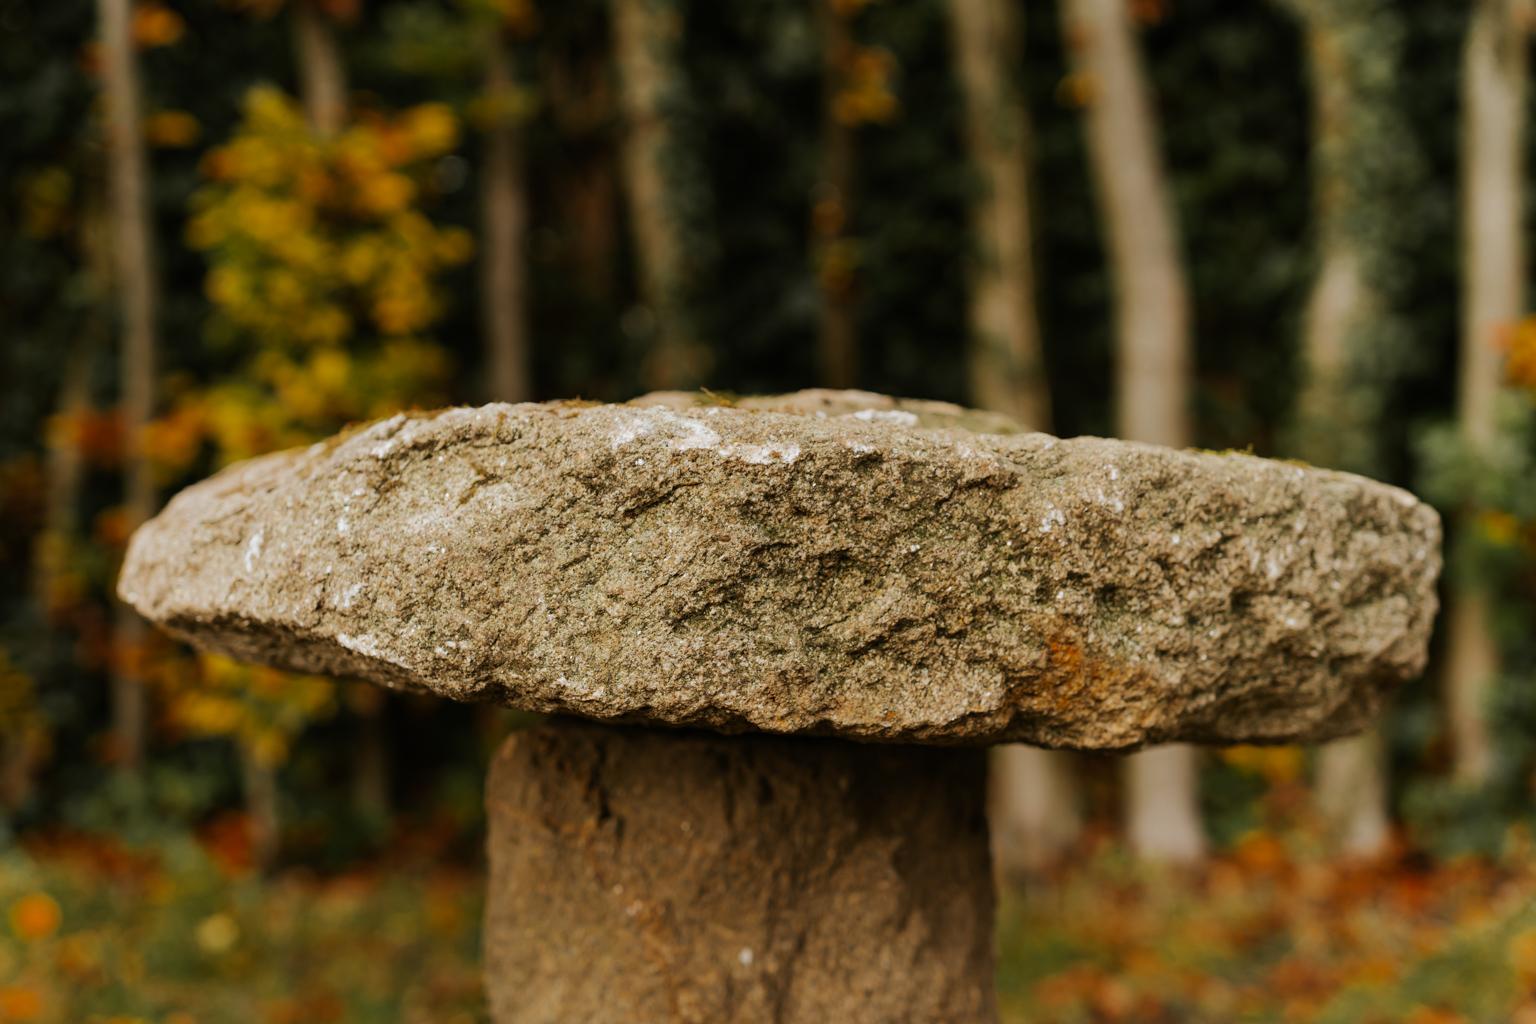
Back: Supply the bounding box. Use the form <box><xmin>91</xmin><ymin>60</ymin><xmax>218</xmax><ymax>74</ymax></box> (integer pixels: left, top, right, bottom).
<box><xmin>1445</xmin><ymin>0</ymin><xmax>1529</xmax><ymax>787</ymax></box>
<box><xmin>290</xmin><ymin>0</ymin><xmax>391</xmax><ymax>825</ymax></box>
<box><xmin>291</xmin><ymin>0</ymin><xmax>391</xmax><ymax>820</ymax></box>
<box><xmin>292</xmin><ymin>0</ymin><xmax>347</xmax><ymax>139</ymax></box>
<box><xmin>350</xmin><ymin>698</ymin><xmax>390</xmax><ymax>823</ymax></box>
<box><xmin>1061</xmin><ymin>0</ymin><xmax>1203</xmax><ymax>862</ymax></box>
<box><xmin>612</xmin><ymin>0</ymin><xmax>702</xmax><ymax>390</ymax></box>
<box><xmin>947</xmin><ymin>0</ymin><xmax>1076</xmax><ymax>873</ymax></box>
<box><xmin>546</xmin><ymin>43</ymin><xmax>621</xmax><ymax>303</ymax></box>
<box><xmin>1284</xmin><ymin>2</ymin><xmax>1413</xmax><ymax>856</ymax></box>
<box><xmin>990</xmin><ymin>745</ymin><xmax>1081</xmax><ymax>877</ymax></box>
<box><xmin>814</xmin><ymin>0</ymin><xmax>858</xmax><ymax>390</ymax></box>
<box><xmin>13</xmin><ymin>338</ymin><xmax>95</xmax><ymax>809</ymax></box>
<box><xmin>98</xmin><ymin>0</ymin><xmax>160</xmax><ymax>777</ymax></box>
<box><xmin>947</xmin><ymin>0</ymin><xmax>1051</xmax><ymax>429</ymax></box>
<box><xmin>1315</xmin><ymin>731</ymin><xmax>1390</xmax><ymax>856</ymax></box>
<box><xmin>240</xmin><ymin>742</ymin><xmax>281</xmax><ymax>872</ymax></box>
<box><xmin>482</xmin><ymin>37</ymin><xmax>532</xmax><ymax>404</ymax></box>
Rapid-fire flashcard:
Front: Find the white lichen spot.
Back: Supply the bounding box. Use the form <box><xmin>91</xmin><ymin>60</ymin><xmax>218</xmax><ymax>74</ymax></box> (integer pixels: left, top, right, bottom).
<box><xmin>336</xmin><ymin>632</ymin><xmax>385</xmax><ymax>659</ymax></box>
<box><xmin>849</xmin><ymin>408</ymin><xmax>919</xmax><ymax>427</ymax></box>
<box><xmin>845</xmin><ymin>440</ymin><xmax>876</xmax><ymax>455</ymax></box>
<box><xmin>667</xmin><ymin>415</ymin><xmax>724</xmax><ymax>452</ymax></box>
<box><xmin>337</xmin><ymin>582</ymin><xmax>364</xmax><ymax>610</ymax></box>
<box><xmin>1094</xmin><ymin>489</ymin><xmax>1126</xmax><ymax>514</ymax></box>
<box><xmin>336</xmin><ymin>516</ymin><xmax>349</xmax><ymax>536</ymax></box>
<box><xmin>1039</xmin><ymin>506</ymin><xmax>1066</xmax><ymax>533</ymax></box>
<box><xmin>738</xmin><ymin>948</ymin><xmax>754</xmax><ymax>967</ymax></box>
<box><xmin>909</xmin><ymin>544</ymin><xmax>921</xmax><ymax>554</ymax></box>
<box><xmin>1171</xmin><ymin>534</ymin><xmax>1182</xmax><ymax>546</ymax></box>
<box><xmin>242</xmin><ymin>530</ymin><xmax>264</xmax><ymax>573</ymax></box>
<box><xmin>722</xmin><ymin>442</ymin><xmax>800</xmax><ymax>465</ymax></box>
<box><xmin>1107</xmin><ymin>464</ymin><xmax>1120</xmax><ymax>481</ymax></box>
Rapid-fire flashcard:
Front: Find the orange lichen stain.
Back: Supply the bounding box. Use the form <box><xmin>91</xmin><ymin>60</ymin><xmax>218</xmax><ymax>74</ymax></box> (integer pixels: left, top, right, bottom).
<box><xmin>1034</xmin><ymin>626</ymin><xmax>1151</xmax><ymax>728</ymax></box>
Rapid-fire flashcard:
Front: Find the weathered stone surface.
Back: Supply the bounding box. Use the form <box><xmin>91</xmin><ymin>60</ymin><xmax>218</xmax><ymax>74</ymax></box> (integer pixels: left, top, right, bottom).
<box><xmin>118</xmin><ymin>389</ymin><xmax>1441</xmax><ymax>749</ymax></box>
<box><xmin>483</xmin><ymin>720</ymin><xmax>997</xmax><ymax>1024</ymax></box>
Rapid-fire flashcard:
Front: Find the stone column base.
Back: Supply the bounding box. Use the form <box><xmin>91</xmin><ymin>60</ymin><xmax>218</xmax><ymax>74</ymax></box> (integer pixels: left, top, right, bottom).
<box><xmin>484</xmin><ymin>720</ymin><xmax>997</xmax><ymax>1023</ymax></box>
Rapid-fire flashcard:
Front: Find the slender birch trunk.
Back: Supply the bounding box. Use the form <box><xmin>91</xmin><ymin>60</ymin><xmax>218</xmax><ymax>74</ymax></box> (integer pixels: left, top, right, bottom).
<box><xmin>612</xmin><ymin>0</ymin><xmax>702</xmax><ymax>389</ymax></box>
<box><xmin>1444</xmin><ymin>0</ymin><xmax>1529</xmax><ymax>787</ymax></box>
<box><xmin>99</xmin><ymin>0</ymin><xmax>159</xmax><ymax>778</ymax></box>
<box><xmin>814</xmin><ymin>0</ymin><xmax>859</xmax><ymax>390</ymax></box>
<box><xmin>482</xmin><ymin>36</ymin><xmax>532</xmax><ymax>405</ymax></box>
<box><xmin>947</xmin><ymin>0</ymin><xmax>1077</xmax><ymax>872</ymax></box>
<box><xmin>1061</xmin><ymin>0</ymin><xmax>1204</xmax><ymax>863</ymax></box>
<box><xmin>293</xmin><ymin>0</ymin><xmax>347</xmax><ymax>139</ymax></box>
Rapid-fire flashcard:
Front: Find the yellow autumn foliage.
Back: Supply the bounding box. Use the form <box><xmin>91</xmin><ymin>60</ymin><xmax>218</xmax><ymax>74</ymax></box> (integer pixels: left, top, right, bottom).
<box><xmin>146</xmin><ymin>85</ymin><xmax>469</xmax><ymax>762</ymax></box>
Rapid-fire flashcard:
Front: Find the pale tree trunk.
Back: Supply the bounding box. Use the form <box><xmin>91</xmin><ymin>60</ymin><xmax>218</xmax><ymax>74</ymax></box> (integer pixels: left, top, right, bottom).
<box><xmin>482</xmin><ymin>37</ymin><xmax>532</xmax><ymax>405</ymax></box>
<box><xmin>1315</xmin><ymin>731</ymin><xmax>1389</xmax><ymax>855</ymax></box>
<box><xmin>292</xmin><ymin>0</ymin><xmax>347</xmax><ymax>139</ymax></box>
<box><xmin>1302</xmin><ymin>21</ymin><xmax>1387</xmax><ymax>857</ymax></box>
<box><xmin>991</xmin><ymin>745</ymin><xmax>1082</xmax><ymax>877</ymax></box>
<box><xmin>290</xmin><ymin>3</ymin><xmax>388</xmax><ymax>828</ymax></box>
<box><xmin>99</xmin><ymin>0</ymin><xmax>159</xmax><ymax>778</ymax></box>
<box><xmin>946</xmin><ymin>0</ymin><xmax>1077</xmax><ymax>873</ymax></box>
<box><xmin>612</xmin><ymin>0</ymin><xmax>703</xmax><ymax>390</ymax></box>
<box><xmin>814</xmin><ymin>0</ymin><xmax>858</xmax><ymax>390</ymax></box>
<box><xmin>1061</xmin><ymin>0</ymin><xmax>1204</xmax><ymax>863</ymax></box>
<box><xmin>1282</xmin><ymin>2</ymin><xmax>1414</xmax><ymax>856</ymax></box>
<box><xmin>948</xmin><ymin>0</ymin><xmax>1051</xmax><ymax>428</ymax></box>
<box><xmin>1444</xmin><ymin>0</ymin><xmax>1529</xmax><ymax>787</ymax></box>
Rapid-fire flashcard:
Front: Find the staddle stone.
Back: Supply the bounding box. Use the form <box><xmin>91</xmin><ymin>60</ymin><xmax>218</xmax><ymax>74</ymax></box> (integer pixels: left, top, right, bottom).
<box><xmin>485</xmin><ymin>721</ymin><xmax>995</xmax><ymax>1023</ymax></box>
<box><xmin>119</xmin><ymin>388</ymin><xmax>1442</xmax><ymax>751</ymax></box>
<box><xmin>118</xmin><ymin>390</ymin><xmax>1445</xmax><ymax>1024</ymax></box>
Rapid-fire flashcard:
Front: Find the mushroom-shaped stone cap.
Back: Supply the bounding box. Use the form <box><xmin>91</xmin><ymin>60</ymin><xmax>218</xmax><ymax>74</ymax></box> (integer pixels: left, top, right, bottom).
<box><xmin>119</xmin><ymin>390</ymin><xmax>1441</xmax><ymax>749</ymax></box>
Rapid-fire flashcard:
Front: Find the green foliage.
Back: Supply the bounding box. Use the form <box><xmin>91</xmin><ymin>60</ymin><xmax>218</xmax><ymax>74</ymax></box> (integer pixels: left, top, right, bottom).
<box><xmin>1411</xmin><ymin>380</ymin><xmax>1536</xmax><ymax>855</ymax></box>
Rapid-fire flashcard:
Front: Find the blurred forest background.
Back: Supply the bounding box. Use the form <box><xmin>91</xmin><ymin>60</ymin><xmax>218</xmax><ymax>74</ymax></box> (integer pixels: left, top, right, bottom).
<box><xmin>6</xmin><ymin>0</ymin><xmax>1536</xmax><ymax>1020</ymax></box>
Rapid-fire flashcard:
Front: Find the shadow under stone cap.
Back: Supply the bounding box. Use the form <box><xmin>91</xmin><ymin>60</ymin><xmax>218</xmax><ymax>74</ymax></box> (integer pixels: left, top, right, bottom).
<box><xmin>118</xmin><ymin>390</ymin><xmax>1441</xmax><ymax>750</ymax></box>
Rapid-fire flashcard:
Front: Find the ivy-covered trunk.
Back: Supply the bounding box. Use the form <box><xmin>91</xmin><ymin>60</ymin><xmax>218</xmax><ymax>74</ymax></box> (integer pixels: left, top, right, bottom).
<box><xmin>1062</xmin><ymin>0</ymin><xmax>1204</xmax><ymax>863</ymax></box>
<box><xmin>1444</xmin><ymin>0</ymin><xmax>1529</xmax><ymax>788</ymax></box>
<box><xmin>1280</xmin><ymin>0</ymin><xmax>1422</xmax><ymax>855</ymax></box>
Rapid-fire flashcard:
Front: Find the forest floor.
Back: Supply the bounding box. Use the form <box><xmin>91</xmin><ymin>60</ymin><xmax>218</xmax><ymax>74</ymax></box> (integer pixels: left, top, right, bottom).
<box><xmin>2</xmin><ymin>820</ymin><xmax>1535</xmax><ymax>1022</ymax></box>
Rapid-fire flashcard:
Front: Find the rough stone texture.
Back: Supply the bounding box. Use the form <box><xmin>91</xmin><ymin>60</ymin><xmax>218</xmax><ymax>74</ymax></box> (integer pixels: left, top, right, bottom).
<box><xmin>118</xmin><ymin>389</ymin><xmax>1441</xmax><ymax>749</ymax></box>
<box><xmin>483</xmin><ymin>720</ymin><xmax>997</xmax><ymax>1024</ymax></box>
